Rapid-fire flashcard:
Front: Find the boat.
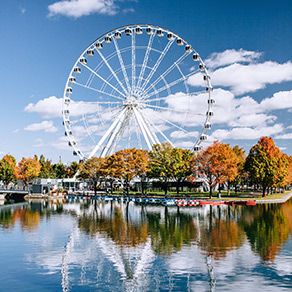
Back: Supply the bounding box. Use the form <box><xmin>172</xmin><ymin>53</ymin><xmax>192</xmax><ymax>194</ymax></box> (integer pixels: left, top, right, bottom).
<box><xmin>187</xmin><ymin>200</ymin><xmax>200</xmax><ymax>207</ymax></box>
<box><xmin>246</xmin><ymin>200</ymin><xmax>257</xmax><ymax>206</ymax></box>
<box><xmin>176</xmin><ymin>199</ymin><xmax>187</xmax><ymax>207</ymax></box>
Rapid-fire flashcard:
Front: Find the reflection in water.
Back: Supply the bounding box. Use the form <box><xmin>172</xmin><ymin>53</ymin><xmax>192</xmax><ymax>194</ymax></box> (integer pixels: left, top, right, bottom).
<box><xmin>0</xmin><ymin>199</ymin><xmax>292</xmax><ymax>291</ymax></box>
<box><xmin>241</xmin><ymin>200</ymin><xmax>292</xmax><ymax>261</ymax></box>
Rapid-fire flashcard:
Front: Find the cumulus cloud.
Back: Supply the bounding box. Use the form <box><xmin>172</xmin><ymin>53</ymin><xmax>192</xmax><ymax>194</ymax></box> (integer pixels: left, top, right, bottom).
<box><xmin>209</xmin><ymin>61</ymin><xmax>292</xmax><ymax>95</ymax></box>
<box><xmin>189</xmin><ymin>49</ymin><xmax>292</xmax><ymax>95</ymax></box>
<box><xmin>205</xmin><ymin>49</ymin><xmax>262</xmax><ymax>69</ymax></box>
<box><xmin>211</xmin><ymin>124</ymin><xmax>284</xmax><ymax>140</ymax></box>
<box><xmin>24</xmin><ymin>120</ymin><xmax>58</xmax><ymax>133</ymax></box>
<box><xmin>260</xmin><ymin>90</ymin><xmax>292</xmax><ymax>111</ymax></box>
<box><xmin>24</xmin><ymin>96</ymin><xmax>100</xmax><ymax>118</ymax></box>
<box><xmin>275</xmin><ymin>133</ymin><xmax>292</xmax><ymax>139</ymax></box>
<box><xmin>48</xmin><ymin>0</ymin><xmax>132</xmax><ymax>18</ymax></box>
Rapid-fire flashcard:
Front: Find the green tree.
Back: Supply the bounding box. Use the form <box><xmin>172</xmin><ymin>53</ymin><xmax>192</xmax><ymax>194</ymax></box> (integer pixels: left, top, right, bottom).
<box><xmin>0</xmin><ymin>154</ymin><xmax>16</xmax><ymax>187</ymax></box>
<box><xmin>148</xmin><ymin>143</ymin><xmax>173</xmax><ymax>194</ymax></box>
<box><xmin>53</xmin><ymin>162</ymin><xmax>68</xmax><ymax>179</ymax></box>
<box><xmin>245</xmin><ymin>137</ymin><xmax>288</xmax><ymax>197</ymax></box>
<box><xmin>39</xmin><ymin>154</ymin><xmax>55</xmax><ymax>178</ymax></box>
<box><xmin>229</xmin><ymin>145</ymin><xmax>247</xmax><ymax>194</ymax></box>
<box><xmin>67</xmin><ymin>161</ymin><xmax>79</xmax><ymax>178</ymax></box>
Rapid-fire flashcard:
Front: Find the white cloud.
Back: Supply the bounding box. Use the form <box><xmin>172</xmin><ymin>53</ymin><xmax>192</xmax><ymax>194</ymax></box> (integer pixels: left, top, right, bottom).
<box><xmin>260</xmin><ymin>90</ymin><xmax>292</xmax><ymax>111</ymax></box>
<box><xmin>48</xmin><ymin>0</ymin><xmax>123</xmax><ymax>18</ymax></box>
<box><xmin>212</xmin><ymin>124</ymin><xmax>284</xmax><ymax>140</ymax></box>
<box><xmin>24</xmin><ymin>96</ymin><xmax>100</xmax><ymax>118</ymax></box>
<box><xmin>24</xmin><ymin>120</ymin><xmax>58</xmax><ymax>133</ymax></box>
<box><xmin>275</xmin><ymin>133</ymin><xmax>292</xmax><ymax>139</ymax></box>
<box><xmin>189</xmin><ymin>49</ymin><xmax>292</xmax><ymax>95</ymax></box>
<box><xmin>205</xmin><ymin>49</ymin><xmax>262</xmax><ymax>69</ymax></box>
<box><xmin>210</xmin><ymin>61</ymin><xmax>292</xmax><ymax>95</ymax></box>
<box><xmin>170</xmin><ymin>130</ymin><xmax>199</xmax><ymax>139</ymax></box>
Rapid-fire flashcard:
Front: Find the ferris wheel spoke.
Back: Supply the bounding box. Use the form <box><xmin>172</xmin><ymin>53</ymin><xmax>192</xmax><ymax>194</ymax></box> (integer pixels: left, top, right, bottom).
<box><xmin>131</xmin><ymin>32</ymin><xmax>136</xmax><ymax>89</ymax></box>
<box><xmin>136</xmin><ymin>32</ymin><xmax>155</xmax><ymax>89</ymax></box>
<box><xmin>153</xmin><ymin>113</ymin><xmax>191</xmax><ymax>133</ymax></box>
<box><xmin>140</xmin><ymin>38</ymin><xmax>175</xmax><ymax>91</ymax></box>
<box><xmin>113</xmin><ymin>38</ymin><xmax>131</xmax><ymax>92</ymax></box>
<box><xmin>88</xmin><ymin>107</ymin><xmax>127</xmax><ymax>158</ymax></box>
<box><xmin>144</xmin><ymin>90</ymin><xmax>206</xmax><ymax>103</ymax></box>
<box><xmin>144</xmin><ymin>69</ymin><xmax>200</xmax><ymax>100</ymax></box>
<box><xmin>95</xmin><ymin>49</ymin><xmax>129</xmax><ymax>95</ymax></box>
<box><xmin>138</xmin><ymin>109</ymin><xmax>160</xmax><ymax>144</ymax></box>
<box><xmin>74</xmin><ymin>81</ymin><xmax>125</xmax><ymax>102</ymax></box>
<box><xmin>141</xmin><ymin>111</ymin><xmax>173</xmax><ymax>146</ymax></box>
<box><xmin>81</xmin><ymin>63</ymin><xmax>127</xmax><ymax>98</ymax></box>
<box><xmin>143</xmin><ymin>52</ymin><xmax>190</xmax><ymax>94</ymax></box>
<box><xmin>144</xmin><ymin>104</ymin><xmax>204</xmax><ymax>116</ymax></box>
<box><xmin>133</xmin><ymin>108</ymin><xmax>154</xmax><ymax>149</ymax></box>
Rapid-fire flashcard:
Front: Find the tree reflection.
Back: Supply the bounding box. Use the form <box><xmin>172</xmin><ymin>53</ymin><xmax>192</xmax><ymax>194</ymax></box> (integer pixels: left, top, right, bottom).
<box><xmin>241</xmin><ymin>200</ymin><xmax>292</xmax><ymax>261</ymax></box>
<box><xmin>78</xmin><ymin>206</ymin><xmax>149</xmax><ymax>246</ymax></box>
<box><xmin>198</xmin><ymin>206</ymin><xmax>245</xmax><ymax>259</ymax></box>
<box><xmin>147</xmin><ymin>209</ymin><xmax>197</xmax><ymax>254</ymax></box>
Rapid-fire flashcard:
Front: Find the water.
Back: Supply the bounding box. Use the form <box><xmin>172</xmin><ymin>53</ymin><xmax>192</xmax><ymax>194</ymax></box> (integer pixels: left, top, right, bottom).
<box><xmin>0</xmin><ymin>198</ymin><xmax>291</xmax><ymax>291</ymax></box>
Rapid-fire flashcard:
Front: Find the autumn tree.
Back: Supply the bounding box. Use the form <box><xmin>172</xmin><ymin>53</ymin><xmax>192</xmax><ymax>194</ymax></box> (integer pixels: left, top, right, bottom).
<box><xmin>195</xmin><ymin>142</ymin><xmax>239</xmax><ymax>198</ymax></box>
<box><xmin>284</xmin><ymin>156</ymin><xmax>292</xmax><ymax>187</ymax></box>
<box><xmin>107</xmin><ymin>149</ymin><xmax>149</xmax><ymax>195</ymax></box>
<box><xmin>0</xmin><ymin>154</ymin><xmax>17</xmax><ymax>187</ymax></box>
<box><xmin>245</xmin><ymin>137</ymin><xmax>288</xmax><ymax>197</ymax></box>
<box><xmin>16</xmin><ymin>157</ymin><xmax>41</xmax><ymax>188</ymax></box>
<box><xmin>78</xmin><ymin>157</ymin><xmax>107</xmax><ymax>195</ymax></box>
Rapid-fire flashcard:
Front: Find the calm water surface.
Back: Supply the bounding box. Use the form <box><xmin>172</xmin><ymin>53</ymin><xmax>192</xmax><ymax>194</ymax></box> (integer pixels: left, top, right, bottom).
<box><xmin>0</xmin><ymin>198</ymin><xmax>291</xmax><ymax>291</ymax></box>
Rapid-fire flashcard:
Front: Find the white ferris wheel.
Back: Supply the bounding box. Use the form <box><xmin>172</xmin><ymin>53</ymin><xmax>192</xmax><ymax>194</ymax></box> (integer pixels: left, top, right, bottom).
<box><xmin>62</xmin><ymin>24</ymin><xmax>214</xmax><ymax>160</ymax></box>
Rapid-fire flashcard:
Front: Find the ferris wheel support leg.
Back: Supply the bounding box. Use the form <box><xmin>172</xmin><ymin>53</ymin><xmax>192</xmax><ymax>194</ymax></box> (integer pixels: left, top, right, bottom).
<box><xmin>88</xmin><ymin>108</ymin><xmax>127</xmax><ymax>158</ymax></box>
<box><xmin>138</xmin><ymin>110</ymin><xmax>160</xmax><ymax>144</ymax></box>
<box><xmin>142</xmin><ymin>112</ymin><xmax>173</xmax><ymax>146</ymax></box>
<box><xmin>134</xmin><ymin>108</ymin><xmax>158</xmax><ymax>147</ymax></box>
<box><xmin>133</xmin><ymin>108</ymin><xmax>152</xmax><ymax>150</ymax></box>
<box><xmin>100</xmin><ymin>110</ymin><xmax>127</xmax><ymax>157</ymax></box>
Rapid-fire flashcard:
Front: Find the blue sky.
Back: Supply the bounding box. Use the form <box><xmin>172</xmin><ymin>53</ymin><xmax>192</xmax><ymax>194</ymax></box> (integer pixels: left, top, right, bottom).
<box><xmin>1</xmin><ymin>0</ymin><xmax>292</xmax><ymax>162</ymax></box>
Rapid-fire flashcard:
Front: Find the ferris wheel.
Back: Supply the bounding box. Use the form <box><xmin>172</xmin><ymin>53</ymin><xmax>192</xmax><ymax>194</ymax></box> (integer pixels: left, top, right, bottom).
<box><xmin>62</xmin><ymin>24</ymin><xmax>214</xmax><ymax>160</ymax></box>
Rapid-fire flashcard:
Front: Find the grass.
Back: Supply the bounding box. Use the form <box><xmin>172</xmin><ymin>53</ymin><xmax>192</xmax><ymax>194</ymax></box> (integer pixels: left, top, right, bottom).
<box><xmin>109</xmin><ymin>190</ymin><xmax>291</xmax><ymax>202</ymax></box>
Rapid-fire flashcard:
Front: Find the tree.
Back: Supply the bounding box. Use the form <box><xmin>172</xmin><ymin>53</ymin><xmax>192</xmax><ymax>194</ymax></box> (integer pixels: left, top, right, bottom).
<box><xmin>148</xmin><ymin>143</ymin><xmax>173</xmax><ymax>194</ymax></box>
<box><xmin>195</xmin><ymin>142</ymin><xmax>239</xmax><ymax>198</ymax></box>
<box><xmin>0</xmin><ymin>154</ymin><xmax>17</xmax><ymax>187</ymax></box>
<box><xmin>53</xmin><ymin>162</ymin><xmax>68</xmax><ymax>179</ymax></box>
<box><xmin>245</xmin><ymin>137</ymin><xmax>289</xmax><ymax>197</ymax></box>
<box><xmin>228</xmin><ymin>146</ymin><xmax>247</xmax><ymax>194</ymax></box>
<box><xmin>78</xmin><ymin>157</ymin><xmax>107</xmax><ymax>195</ymax></box>
<box><xmin>38</xmin><ymin>154</ymin><xmax>55</xmax><ymax>178</ymax></box>
<box><xmin>107</xmin><ymin>149</ymin><xmax>149</xmax><ymax>195</ymax></box>
<box><xmin>284</xmin><ymin>156</ymin><xmax>292</xmax><ymax>187</ymax></box>
<box><xmin>16</xmin><ymin>157</ymin><xmax>41</xmax><ymax>188</ymax></box>
<box><xmin>67</xmin><ymin>161</ymin><xmax>79</xmax><ymax>178</ymax></box>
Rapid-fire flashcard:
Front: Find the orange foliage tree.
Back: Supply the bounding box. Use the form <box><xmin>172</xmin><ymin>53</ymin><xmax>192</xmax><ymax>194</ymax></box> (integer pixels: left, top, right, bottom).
<box><xmin>195</xmin><ymin>142</ymin><xmax>239</xmax><ymax>197</ymax></box>
<box><xmin>78</xmin><ymin>157</ymin><xmax>107</xmax><ymax>195</ymax></box>
<box><xmin>107</xmin><ymin>148</ymin><xmax>149</xmax><ymax>195</ymax></box>
<box><xmin>16</xmin><ymin>157</ymin><xmax>41</xmax><ymax>188</ymax></box>
<box><xmin>245</xmin><ymin>137</ymin><xmax>288</xmax><ymax>196</ymax></box>
<box><xmin>284</xmin><ymin>155</ymin><xmax>292</xmax><ymax>187</ymax></box>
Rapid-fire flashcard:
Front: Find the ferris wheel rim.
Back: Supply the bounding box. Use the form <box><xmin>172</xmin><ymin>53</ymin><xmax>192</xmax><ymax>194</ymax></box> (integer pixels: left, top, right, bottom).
<box><xmin>62</xmin><ymin>24</ymin><xmax>214</xmax><ymax>159</ymax></box>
